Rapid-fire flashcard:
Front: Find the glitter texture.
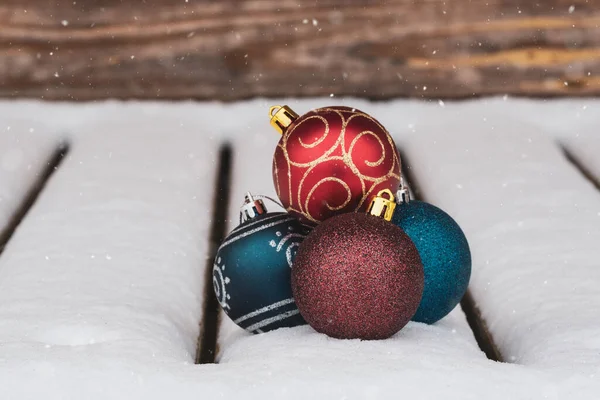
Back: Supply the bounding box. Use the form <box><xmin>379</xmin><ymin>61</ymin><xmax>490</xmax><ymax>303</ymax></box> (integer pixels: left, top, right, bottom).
<box><xmin>292</xmin><ymin>213</ymin><xmax>424</xmax><ymax>340</ymax></box>
<box><xmin>392</xmin><ymin>200</ymin><xmax>471</xmax><ymax>324</ymax></box>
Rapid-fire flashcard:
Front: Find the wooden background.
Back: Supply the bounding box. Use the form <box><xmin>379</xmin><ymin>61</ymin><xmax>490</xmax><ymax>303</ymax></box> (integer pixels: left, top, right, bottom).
<box><xmin>1</xmin><ymin>0</ymin><xmax>599</xmax><ymax>100</ymax></box>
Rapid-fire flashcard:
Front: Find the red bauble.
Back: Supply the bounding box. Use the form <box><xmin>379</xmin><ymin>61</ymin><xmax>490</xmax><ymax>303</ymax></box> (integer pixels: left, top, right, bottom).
<box><xmin>271</xmin><ymin>106</ymin><xmax>401</xmax><ymax>225</ymax></box>
<box><xmin>291</xmin><ymin>213</ymin><xmax>424</xmax><ymax>340</ymax></box>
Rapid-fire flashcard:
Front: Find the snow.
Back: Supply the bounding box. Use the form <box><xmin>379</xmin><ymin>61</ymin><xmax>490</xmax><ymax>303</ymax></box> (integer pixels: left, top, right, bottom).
<box><xmin>0</xmin><ymin>99</ymin><xmax>599</xmax><ymax>398</ymax></box>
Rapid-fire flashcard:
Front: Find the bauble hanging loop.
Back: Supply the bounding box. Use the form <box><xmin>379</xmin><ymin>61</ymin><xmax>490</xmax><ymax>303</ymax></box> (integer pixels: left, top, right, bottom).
<box><xmin>367</xmin><ymin>189</ymin><xmax>397</xmax><ymax>221</ymax></box>
<box><xmin>396</xmin><ymin>177</ymin><xmax>411</xmax><ymax>204</ymax></box>
<box><xmin>239</xmin><ymin>192</ymin><xmax>285</xmax><ymax>224</ymax></box>
<box><xmin>240</xmin><ymin>192</ymin><xmax>267</xmax><ymax>222</ymax></box>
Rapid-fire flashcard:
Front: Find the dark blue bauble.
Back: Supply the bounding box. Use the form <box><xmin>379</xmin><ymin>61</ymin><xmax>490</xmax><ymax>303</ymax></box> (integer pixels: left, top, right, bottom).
<box><xmin>391</xmin><ymin>200</ymin><xmax>471</xmax><ymax>324</ymax></box>
<box><xmin>213</xmin><ymin>212</ymin><xmax>311</xmax><ymax>333</ymax></box>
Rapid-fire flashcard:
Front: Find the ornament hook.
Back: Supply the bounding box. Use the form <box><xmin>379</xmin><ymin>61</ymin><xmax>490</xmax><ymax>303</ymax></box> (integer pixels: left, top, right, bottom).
<box><xmin>269</xmin><ymin>106</ymin><xmax>281</xmax><ymax>117</ymax></box>
<box><xmin>367</xmin><ymin>189</ymin><xmax>397</xmax><ymax>221</ymax></box>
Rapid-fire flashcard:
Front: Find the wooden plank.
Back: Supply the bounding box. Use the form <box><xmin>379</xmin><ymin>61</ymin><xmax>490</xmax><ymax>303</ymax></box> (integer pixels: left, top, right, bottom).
<box><xmin>0</xmin><ymin>108</ymin><xmax>220</xmax><ymax>364</ymax></box>
<box><xmin>2</xmin><ymin>1</ymin><xmax>600</xmax><ymax>100</ymax></box>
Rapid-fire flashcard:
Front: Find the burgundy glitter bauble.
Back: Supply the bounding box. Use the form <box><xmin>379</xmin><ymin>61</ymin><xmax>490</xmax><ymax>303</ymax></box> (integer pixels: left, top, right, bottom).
<box><xmin>291</xmin><ymin>213</ymin><xmax>424</xmax><ymax>340</ymax></box>
<box><xmin>272</xmin><ymin>106</ymin><xmax>401</xmax><ymax>225</ymax></box>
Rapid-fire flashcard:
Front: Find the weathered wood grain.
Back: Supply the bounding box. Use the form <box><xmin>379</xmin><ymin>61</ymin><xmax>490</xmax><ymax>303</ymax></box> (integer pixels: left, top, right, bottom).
<box><xmin>1</xmin><ymin>0</ymin><xmax>600</xmax><ymax>100</ymax></box>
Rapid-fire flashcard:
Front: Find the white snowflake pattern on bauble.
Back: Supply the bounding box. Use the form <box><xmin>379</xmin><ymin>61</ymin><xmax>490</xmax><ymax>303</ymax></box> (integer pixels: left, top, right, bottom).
<box><xmin>213</xmin><ymin>257</ymin><xmax>231</xmax><ymax>310</ymax></box>
<box><xmin>269</xmin><ymin>226</ymin><xmax>306</xmax><ymax>268</ymax></box>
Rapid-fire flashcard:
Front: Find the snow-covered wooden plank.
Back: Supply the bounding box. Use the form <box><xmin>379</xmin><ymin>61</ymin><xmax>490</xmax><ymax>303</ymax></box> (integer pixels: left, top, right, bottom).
<box><xmin>397</xmin><ymin>114</ymin><xmax>600</xmax><ymax>369</ymax></box>
<box><xmin>0</xmin><ymin>107</ymin><xmax>220</xmax><ymax>364</ymax></box>
<box><xmin>0</xmin><ymin>118</ymin><xmax>62</xmax><ymax>234</ymax></box>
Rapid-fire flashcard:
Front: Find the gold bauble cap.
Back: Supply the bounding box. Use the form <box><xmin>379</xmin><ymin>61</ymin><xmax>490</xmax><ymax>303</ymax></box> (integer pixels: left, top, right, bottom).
<box><xmin>367</xmin><ymin>189</ymin><xmax>397</xmax><ymax>221</ymax></box>
<box><xmin>269</xmin><ymin>105</ymin><xmax>299</xmax><ymax>134</ymax></box>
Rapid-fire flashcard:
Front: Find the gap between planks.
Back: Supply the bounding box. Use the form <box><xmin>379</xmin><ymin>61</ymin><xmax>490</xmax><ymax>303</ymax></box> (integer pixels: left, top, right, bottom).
<box><xmin>562</xmin><ymin>146</ymin><xmax>600</xmax><ymax>192</ymax></box>
<box><xmin>0</xmin><ymin>143</ymin><xmax>69</xmax><ymax>257</ymax></box>
<box><xmin>196</xmin><ymin>144</ymin><xmax>233</xmax><ymax>364</ymax></box>
<box><xmin>400</xmin><ymin>150</ymin><xmax>504</xmax><ymax>363</ymax></box>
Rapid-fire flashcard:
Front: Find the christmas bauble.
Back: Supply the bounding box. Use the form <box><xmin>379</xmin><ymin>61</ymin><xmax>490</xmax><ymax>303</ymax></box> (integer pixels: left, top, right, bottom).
<box><xmin>270</xmin><ymin>105</ymin><xmax>401</xmax><ymax>225</ymax></box>
<box><xmin>213</xmin><ymin>193</ymin><xmax>311</xmax><ymax>333</ymax></box>
<box><xmin>291</xmin><ymin>190</ymin><xmax>423</xmax><ymax>340</ymax></box>
<box><xmin>392</xmin><ymin>199</ymin><xmax>471</xmax><ymax>324</ymax></box>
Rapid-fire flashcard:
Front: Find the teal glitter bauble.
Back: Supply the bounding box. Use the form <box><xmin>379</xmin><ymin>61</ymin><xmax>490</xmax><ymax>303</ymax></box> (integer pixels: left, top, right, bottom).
<box><xmin>391</xmin><ymin>200</ymin><xmax>471</xmax><ymax>324</ymax></box>
<box><xmin>213</xmin><ymin>206</ymin><xmax>311</xmax><ymax>333</ymax></box>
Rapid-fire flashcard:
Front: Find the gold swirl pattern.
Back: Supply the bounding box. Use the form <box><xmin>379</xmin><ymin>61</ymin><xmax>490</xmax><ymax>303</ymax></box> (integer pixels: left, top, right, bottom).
<box><xmin>349</xmin><ymin>131</ymin><xmax>386</xmax><ymax>168</ymax></box>
<box><xmin>272</xmin><ymin>106</ymin><xmax>401</xmax><ymax>224</ymax></box>
<box><xmin>297</xmin><ymin>115</ymin><xmax>330</xmax><ymax>149</ymax></box>
<box><xmin>305</xmin><ymin>176</ymin><xmax>353</xmax><ymax>212</ymax></box>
